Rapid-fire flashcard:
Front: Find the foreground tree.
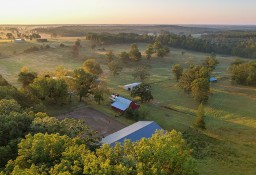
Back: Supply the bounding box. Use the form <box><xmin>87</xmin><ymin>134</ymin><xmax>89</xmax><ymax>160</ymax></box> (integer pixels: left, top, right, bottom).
<box><xmin>83</xmin><ymin>59</ymin><xmax>103</xmax><ymax>76</ymax></box>
<box><xmin>194</xmin><ymin>103</ymin><xmax>206</xmax><ymax>129</ymax></box>
<box><xmin>131</xmin><ymin>83</ymin><xmax>153</xmax><ymax>103</ymax></box>
<box><xmin>172</xmin><ymin>64</ymin><xmax>183</xmax><ymax>81</ymax></box>
<box><xmin>4</xmin><ymin>130</ymin><xmax>197</xmax><ymax>175</ymax></box>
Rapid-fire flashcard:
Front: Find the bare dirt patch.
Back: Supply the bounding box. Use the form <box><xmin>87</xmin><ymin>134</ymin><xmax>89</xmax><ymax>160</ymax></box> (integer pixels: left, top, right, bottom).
<box><xmin>57</xmin><ymin>106</ymin><xmax>126</xmax><ymax>137</ymax></box>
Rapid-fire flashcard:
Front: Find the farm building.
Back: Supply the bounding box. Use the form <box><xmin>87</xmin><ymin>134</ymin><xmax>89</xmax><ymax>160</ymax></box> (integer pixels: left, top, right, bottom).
<box><xmin>101</xmin><ymin>121</ymin><xmax>162</xmax><ymax>146</ymax></box>
<box><xmin>13</xmin><ymin>39</ymin><xmax>25</xmax><ymax>43</ymax></box>
<box><xmin>123</xmin><ymin>82</ymin><xmax>141</xmax><ymax>91</ymax></box>
<box><xmin>210</xmin><ymin>77</ymin><xmax>217</xmax><ymax>82</ymax></box>
<box><xmin>111</xmin><ymin>96</ymin><xmax>140</xmax><ymax>113</ymax></box>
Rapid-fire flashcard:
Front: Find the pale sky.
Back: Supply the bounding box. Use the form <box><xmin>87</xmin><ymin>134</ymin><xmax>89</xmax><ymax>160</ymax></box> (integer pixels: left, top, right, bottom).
<box><xmin>1</xmin><ymin>0</ymin><xmax>256</xmax><ymax>25</ymax></box>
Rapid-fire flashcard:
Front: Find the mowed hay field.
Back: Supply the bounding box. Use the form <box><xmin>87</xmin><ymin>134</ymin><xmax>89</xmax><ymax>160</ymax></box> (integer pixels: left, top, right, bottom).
<box><xmin>0</xmin><ymin>38</ymin><xmax>256</xmax><ymax>175</ymax></box>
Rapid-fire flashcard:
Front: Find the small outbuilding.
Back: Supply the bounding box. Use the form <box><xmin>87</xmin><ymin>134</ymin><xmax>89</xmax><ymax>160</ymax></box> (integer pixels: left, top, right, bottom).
<box><xmin>101</xmin><ymin>121</ymin><xmax>162</xmax><ymax>146</ymax></box>
<box><xmin>210</xmin><ymin>77</ymin><xmax>217</xmax><ymax>83</ymax></box>
<box><xmin>13</xmin><ymin>39</ymin><xmax>25</xmax><ymax>43</ymax></box>
<box><xmin>111</xmin><ymin>96</ymin><xmax>140</xmax><ymax>113</ymax></box>
<box><xmin>123</xmin><ymin>82</ymin><xmax>141</xmax><ymax>91</ymax></box>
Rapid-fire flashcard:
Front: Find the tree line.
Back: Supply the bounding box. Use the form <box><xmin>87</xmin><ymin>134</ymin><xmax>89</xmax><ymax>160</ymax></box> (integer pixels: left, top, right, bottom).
<box><xmin>87</xmin><ymin>32</ymin><xmax>256</xmax><ymax>59</ymax></box>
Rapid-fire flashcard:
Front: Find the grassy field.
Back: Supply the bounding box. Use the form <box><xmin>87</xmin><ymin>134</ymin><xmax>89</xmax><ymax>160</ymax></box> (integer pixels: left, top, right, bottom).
<box><xmin>0</xmin><ymin>38</ymin><xmax>255</xmax><ymax>175</ymax></box>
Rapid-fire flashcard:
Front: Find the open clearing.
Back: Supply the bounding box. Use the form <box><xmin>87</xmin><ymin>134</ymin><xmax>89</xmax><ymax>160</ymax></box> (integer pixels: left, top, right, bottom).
<box><xmin>57</xmin><ymin>106</ymin><xmax>125</xmax><ymax>137</ymax></box>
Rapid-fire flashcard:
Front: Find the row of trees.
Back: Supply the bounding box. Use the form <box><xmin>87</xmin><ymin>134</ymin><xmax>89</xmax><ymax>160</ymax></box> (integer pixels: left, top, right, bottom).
<box><xmin>17</xmin><ymin>58</ymin><xmax>106</xmax><ymax>105</ymax></box>
<box><xmin>87</xmin><ymin>31</ymin><xmax>256</xmax><ymax>59</ymax></box>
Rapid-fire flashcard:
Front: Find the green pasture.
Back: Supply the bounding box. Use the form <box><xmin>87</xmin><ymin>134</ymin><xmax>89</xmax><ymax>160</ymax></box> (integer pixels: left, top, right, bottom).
<box><xmin>0</xmin><ymin>39</ymin><xmax>255</xmax><ymax>175</ymax></box>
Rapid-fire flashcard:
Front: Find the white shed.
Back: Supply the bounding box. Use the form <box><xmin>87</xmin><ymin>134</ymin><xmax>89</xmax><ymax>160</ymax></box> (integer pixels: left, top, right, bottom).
<box><xmin>13</xmin><ymin>39</ymin><xmax>25</xmax><ymax>43</ymax></box>
<box><xmin>123</xmin><ymin>82</ymin><xmax>141</xmax><ymax>91</ymax></box>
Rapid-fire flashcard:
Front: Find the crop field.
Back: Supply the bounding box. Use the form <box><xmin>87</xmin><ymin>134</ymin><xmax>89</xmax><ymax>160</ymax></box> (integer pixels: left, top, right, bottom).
<box><xmin>0</xmin><ymin>38</ymin><xmax>256</xmax><ymax>175</ymax></box>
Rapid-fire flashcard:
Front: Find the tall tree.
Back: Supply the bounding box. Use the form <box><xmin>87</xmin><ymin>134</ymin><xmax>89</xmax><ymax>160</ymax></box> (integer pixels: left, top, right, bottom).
<box><xmin>131</xmin><ymin>83</ymin><xmax>153</xmax><ymax>103</ymax></box>
<box><xmin>18</xmin><ymin>66</ymin><xmax>37</xmax><ymax>89</ymax></box>
<box><xmin>73</xmin><ymin>68</ymin><xmax>97</xmax><ymax>102</ymax></box>
<box><xmin>83</xmin><ymin>59</ymin><xmax>103</xmax><ymax>76</ymax></box>
<box><xmin>119</xmin><ymin>51</ymin><xmax>130</xmax><ymax>62</ymax></box>
<box><xmin>93</xmin><ymin>81</ymin><xmax>109</xmax><ymax>105</ymax></box>
<box><xmin>191</xmin><ymin>78</ymin><xmax>210</xmax><ymax>103</ymax></box>
<box><xmin>194</xmin><ymin>103</ymin><xmax>206</xmax><ymax>129</ymax></box>
<box><xmin>132</xmin><ymin>65</ymin><xmax>150</xmax><ymax>81</ymax></box>
<box><xmin>172</xmin><ymin>64</ymin><xmax>183</xmax><ymax>81</ymax></box>
<box><xmin>108</xmin><ymin>60</ymin><xmax>123</xmax><ymax>76</ymax></box>
<box><xmin>129</xmin><ymin>43</ymin><xmax>141</xmax><ymax>61</ymax></box>
<box><xmin>145</xmin><ymin>44</ymin><xmax>154</xmax><ymax>59</ymax></box>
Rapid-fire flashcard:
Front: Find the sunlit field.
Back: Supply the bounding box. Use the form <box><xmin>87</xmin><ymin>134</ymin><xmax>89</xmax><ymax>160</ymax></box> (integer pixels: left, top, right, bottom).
<box><xmin>0</xmin><ymin>38</ymin><xmax>256</xmax><ymax>175</ymax></box>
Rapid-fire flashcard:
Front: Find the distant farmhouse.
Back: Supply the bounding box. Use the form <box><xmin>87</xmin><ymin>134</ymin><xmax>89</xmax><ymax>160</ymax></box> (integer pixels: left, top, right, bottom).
<box><xmin>123</xmin><ymin>82</ymin><xmax>141</xmax><ymax>91</ymax></box>
<box><xmin>13</xmin><ymin>39</ymin><xmax>25</xmax><ymax>43</ymax></box>
<box><xmin>110</xmin><ymin>95</ymin><xmax>140</xmax><ymax>113</ymax></box>
<box><xmin>101</xmin><ymin>121</ymin><xmax>162</xmax><ymax>146</ymax></box>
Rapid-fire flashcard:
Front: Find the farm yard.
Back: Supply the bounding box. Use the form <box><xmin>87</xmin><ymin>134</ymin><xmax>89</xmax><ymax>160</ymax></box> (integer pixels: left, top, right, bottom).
<box><xmin>0</xmin><ymin>35</ymin><xmax>256</xmax><ymax>175</ymax></box>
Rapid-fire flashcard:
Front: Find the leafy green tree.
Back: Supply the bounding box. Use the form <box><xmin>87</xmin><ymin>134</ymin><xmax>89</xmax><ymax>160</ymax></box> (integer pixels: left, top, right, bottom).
<box><xmin>0</xmin><ymin>99</ymin><xmax>34</xmax><ymax>168</ymax></box>
<box><xmin>229</xmin><ymin>61</ymin><xmax>256</xmax><ymax>86</ymax></box>
<box><xmin>18</xmin><ymin>66</ymin><xmax>37</xmax><ymax>89</ymax></box>
<box><xmin>83</xmin><ymin>59</ymin><xmax>103</xmax><ymax>76</ymax></box>
<box><xmin>132</xmin><ymin>65</ymin><xmax>150</xmax><ymax>81</ymax></box>
<box><xmin>179</xmin><ymin>66</ymin><xmax>210</xmax><ymax>92</ymax></box>
<box><xmin>93</xmin><ymin>81</ymin><xmax>109</xmax><ymax>105</ymax></box>
<box><xmin>129</xmin><ymin>43</ymin><xmax>141</xmax><ymax>61</ymax></box>
<box><xmin>73</xmin><ymin>68</ymin><xmax>97</xmax><ymax>102</ymax></box>
<box><xmin>145</xmin><ymin>44</ymin><xmax>154</xmax><ymax>59</ymax></box>
<box><xmin>157</xmin><ymin>47</ymin><xmax>170</xmax><ymax>58</ymax></box>
<box><xmin>204</xmin><ymin>56</ymin><xmax>219</xmax><ymax>70</ymax></box>
<box><xmin>172</xmin><ymin>64</ymin><xmax>183</xmax><ymax>81</ymax></box>
<box><xmin>194</xmin><ymin>103</ymin><xmax>206</xmax><ymax>129</ymax></box>
<box><xmin>29</xmin><ymin>77</ymin><xmax>68</xmax><ymax>104</ymax></box>
<box><xmin>119</xmin><ymin>51</ymin><xmax>130</xmax><ymax>62</ymax></box>
<box><xmin>4</xmin><ymin>130</ymin><xmax>197</xmax><ymax>175</ymax></box>
<box><xmin>131</xmin><ymin>83</ymin><xmax>153</xmax><ymax>103</ymax></box>
<box><xmin>191</xmin><ymin>78</ymin><xmax>210</xmax><ymax>103</ymax></box>
<box><xmin>71</xmin><ymin>45</ymin><xmax>79</xmax><ymax>58</ymax></box>
<box><xmin>108</xmin><ymin>60</ymin><xmax>123</xmax><ymax>76</ymax></box>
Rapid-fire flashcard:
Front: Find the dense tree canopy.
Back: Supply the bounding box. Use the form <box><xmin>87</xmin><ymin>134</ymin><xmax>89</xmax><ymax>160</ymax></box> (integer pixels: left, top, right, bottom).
<box><xmin>83</xmin><ymin>59</ymin><xmax>103</xmax><ymax>76</ymax></box>
<box><xmin>131</xmin><ymin>83</ymin><xmax>153</xmax><ymax>103</ymax></box>
<box><xmin>3</xmin><ymin>130</ymin><xmax>197</xmax><ymax>175</ymax></box>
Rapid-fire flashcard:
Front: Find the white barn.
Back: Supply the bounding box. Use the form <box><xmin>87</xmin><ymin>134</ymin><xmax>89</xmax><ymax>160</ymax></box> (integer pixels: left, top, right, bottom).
<box><xmin>123</xmin><ymin>82</ymin><xmax>141</xmax><ymax>91</ymax></box>
<box><xmin>13</xmin><ymin>39</ymin><xmax>25</xmax><ymax>43</ymax></box>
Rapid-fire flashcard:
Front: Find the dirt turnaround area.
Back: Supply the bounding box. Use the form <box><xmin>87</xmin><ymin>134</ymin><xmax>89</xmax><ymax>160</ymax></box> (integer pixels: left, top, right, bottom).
<box><xmin>57</xmin><ymin>106</ymin><xmax>126</xmax><ymax>137</ymax></box>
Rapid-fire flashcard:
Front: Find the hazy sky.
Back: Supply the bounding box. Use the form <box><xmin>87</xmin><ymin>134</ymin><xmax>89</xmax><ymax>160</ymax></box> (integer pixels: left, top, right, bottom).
<box><xmin>1</xmin><ymin>0</ymin><xmax>256</xmax><ymax>24</ymax></box>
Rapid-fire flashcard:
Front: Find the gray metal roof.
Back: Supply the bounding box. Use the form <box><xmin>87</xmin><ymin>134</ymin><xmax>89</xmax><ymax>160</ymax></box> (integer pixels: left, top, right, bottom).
<box><xmin>101</xmin><ymin>121</ymin><xmax>162</xmax><ymax>146</ymax></box>
<box><xmin>111</xmin><ymin>97</ymin><xmax>132</xmax><ymax>111</ymax></box>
